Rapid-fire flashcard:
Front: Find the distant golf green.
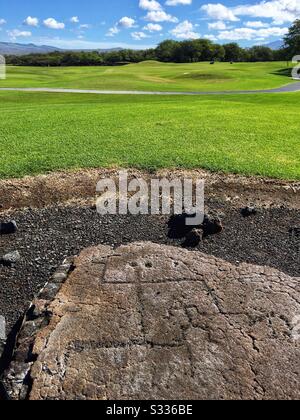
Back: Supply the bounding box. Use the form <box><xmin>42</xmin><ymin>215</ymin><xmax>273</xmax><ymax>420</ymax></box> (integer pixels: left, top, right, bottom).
<box><xmin>0</xmin><ymin>61</ymin><xmax>295</xmax><ymax>92</ymax></box>
<box><xmin>0</xmin><ymin>90</ymin><xmax>299</xmax><ymax>180</ymax></box>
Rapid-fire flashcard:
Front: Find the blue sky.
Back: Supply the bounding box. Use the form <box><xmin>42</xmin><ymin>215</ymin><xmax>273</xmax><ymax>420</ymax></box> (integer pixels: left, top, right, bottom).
<box><xmin>0</xmin><ymin>0</ymin><xmax>298</xmax><ymax>49</ymax></box>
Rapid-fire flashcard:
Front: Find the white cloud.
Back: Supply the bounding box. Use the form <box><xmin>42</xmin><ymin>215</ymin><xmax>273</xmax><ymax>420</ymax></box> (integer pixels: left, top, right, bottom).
<box><xmin>8</xmin><ymin>29</ymin><xmax>32</xmax><ymax>39</ymax></box>
<box><xmin>144</xmin><ymin>23</ymin><xmax>162</xmax><ymax>31</ymax></box>
<box><xmin>43</xmin><ymin>18</ymin><xmax>65</xmax><ymax>29</ymax></box>
<box><xmin>107</xmin><ymin>26</ymin><xmax>119</xmax><ymax>37</ymax></box>
<box><xmin>79</xmin><ymin>24</ymin><xmax>91</xmax><ymax>29</ymax></box>
<box><xmin>145</xmin><ymin>10</ymin><xmax>178</xmax><ymax>22</ymax></box>
<box><xmin>201</xmin><ymin>4</ymin><xmax>239</xmax><ymax>21</ymax></box>
<box><xmin>245</xmin><ymin>21</ymin><xmax>268</xmax><ymax>28</ymax></box>
<box><xmin>170</xmin><ymin>20</ymin><xmax>200</xmax><ymax>39</ymax></box>
<box><xmin>0</xmin><ymin>19</ymin><xmax>6</xmax><ymax>25</ymax></box>
<box><xmin>118</xmin><ymin>17</ymin><xmax>136</xmax><ymax>28</ymax></box>
<box><xmin>107</xmin><ymin>16</ymin><xmax>136</xmax><ymax>37</ymax></box>
<box><xmin>202</xmin><ymin>1</ymin><xmax>300</xmax><ymax>26</ymax></box>
<box><xmin>208</xmin><ymin>20</ymin><xmax>227</xmax><ymax>30</ymax></box>
<box><xmin>204</xmin><ymin>34</ymin><xmax>218</xmax><ymax>41</ymax></box>
<box><xmin>24</xmin><ymin>16</ymin><xmax>39</xmax><ymax>27</ymax></box>
<box><xmin>234</xmin><ymin>0</ymin><xmax>300</xmax><ymax>24</ymax></box>
<box><xmin>217</xmin><ymin>26</ymin><xmax>288</xmax><ymax>41</ymax></box>
<box><xmin>131</xmin><ymin>31</ymin><xmax>149</xmax><ymax>40</ymax></box>
<box><xmin>166</xmin><ymin>0</ymin><xmax>192</xmax><ymax>5</ymax></box>
<box><xmin>140</xmin><ymin>0</ymin><xmax>179</xmax><ymax>23</ymax></box>
<box><xmin>70</xmin><ymin>16</ymin><xmax>79</xmax><ymax>23</ymax></box>
<box><xmin>139</xmin><ymin>0</ymin><xmax>163</xmax><ymax>11</ymax></box>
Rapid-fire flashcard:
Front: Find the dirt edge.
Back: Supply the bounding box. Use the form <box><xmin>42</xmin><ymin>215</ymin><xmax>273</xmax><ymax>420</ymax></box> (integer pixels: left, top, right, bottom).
<box><xmin>0</xmin><ymin>168</ymin><xmax>299</xmax><ymax>212</ymax></box>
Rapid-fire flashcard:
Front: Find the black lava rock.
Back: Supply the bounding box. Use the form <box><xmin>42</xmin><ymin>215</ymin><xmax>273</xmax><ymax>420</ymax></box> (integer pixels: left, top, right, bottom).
<box><xmin>0</xmin><ymin>221</ymin><xmax>17</xmax><ymax>235</ymax></box>
<box><xmin>168</xmin><ymin>213</ymin><xmax>200</xmax><ymax>239</ymax></box>
<box><xmin>182</xmin><ymin>229</ymin><xmax>203</xmax><ymax>248</ymax></box>
<box><xmin>202</xmin><ymin>215</ymin><xmax>224</xmax><ymax>237</ymax></box>
<box><xmin>241</xmin><ymin>207</ymin><xmax>257</xmax><ymax>218</ymax></box>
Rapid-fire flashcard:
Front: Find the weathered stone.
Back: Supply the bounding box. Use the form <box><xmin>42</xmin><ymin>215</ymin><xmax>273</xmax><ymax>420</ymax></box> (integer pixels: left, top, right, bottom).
<box><xmin>241</xmin><ymin>206</ymin><xmax>257</xmax><ymax>217</ymax></box>
<box><xmin>202</xmin><ymin>215</ymin><xmax>224</xmax><ymax>236</ymax></box>
<box><xmin>38</xmin><ymin>283</ymin><xmax>61</xmax><ymax>301</ymax></box>
<box><xmin>3</xmin><ymin>243</ymin><xmax>300</xmax><ymax>400</ymax></box>
<box><xmin>1</xmin><ymin>251</ymin><xmax>21</xmax><ymax>267</ymax></box>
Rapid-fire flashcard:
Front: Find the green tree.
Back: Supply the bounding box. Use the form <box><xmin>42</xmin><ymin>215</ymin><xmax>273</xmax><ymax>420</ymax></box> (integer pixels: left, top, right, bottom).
<box><xmin>197</xmin><ymin>39</ymin><xmax>214</xmax><ymax>61</ymax></box>
<box><xmin>156</xmin><ymin>40</ymin><xmax>178</xmax><ymax>62</ymax></box>
<box><xmin>284</xmin><ymin>19</ymin><xmax>300</xmax><ymax>59</ymax></box>
<box><xmin>211</xmin><ymin>44</ymin><xmax>225</xmax><ymax>61</ymax></box>
<box><xmin>174</xmin><ymin>40</ymin><xmax>199</xmax><ymax>62</ymax></box>
<box><xmin>223</xmin><ymin>43</ymin><xmax>243</xmax><ymax>62</ymax></box>
<box><xmin>248</xmin><ymin>46</ymin><xmax>274</xmax><ymax>62</ymax></box>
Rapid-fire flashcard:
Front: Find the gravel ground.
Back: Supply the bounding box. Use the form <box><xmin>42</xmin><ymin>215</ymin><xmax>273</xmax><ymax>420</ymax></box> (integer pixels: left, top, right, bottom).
<box><xmin>0</xmin><ymin>200</ymin><xmax>299</xmax><ymax>335</ymax></box>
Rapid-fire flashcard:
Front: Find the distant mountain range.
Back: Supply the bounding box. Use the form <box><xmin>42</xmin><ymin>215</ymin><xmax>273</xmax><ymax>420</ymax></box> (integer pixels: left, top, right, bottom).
<box><xmin>0</xmin><ymin>42</ymin><xmax>63</xmax><ymax>55</ymax></box>
<box><xmin>265</xmin><ymin>40</ymin><xmax>284</xmax><ymax>50</ymax></box>
<box><xmin>0</xmin><ymin>42</ymin><xmax>123</xmax><ymax>56</ymax></box>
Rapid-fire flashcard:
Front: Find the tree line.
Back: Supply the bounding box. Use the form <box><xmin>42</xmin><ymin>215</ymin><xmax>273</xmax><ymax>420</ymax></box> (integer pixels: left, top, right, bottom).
<box><xmin>5</xmin><ymin>20</ymin><xmax>300</xmax><ymax>67</ymax></box>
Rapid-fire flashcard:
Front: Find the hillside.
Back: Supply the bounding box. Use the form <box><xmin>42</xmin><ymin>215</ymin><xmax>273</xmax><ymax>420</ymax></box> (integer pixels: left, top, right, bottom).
<box><xmin>0</xmin><ymin>42</ymin><xmax>64</xmax><ymax>55</ymax></box>
<box><xmin>265</xmin><ymin>40</ymin><xmax>284</xmax><ymax>50</ymax></box>
<box><xmin>0</xmin><ymin>42</ymin><xmax>123</xmax><ymax>56</ymax></box>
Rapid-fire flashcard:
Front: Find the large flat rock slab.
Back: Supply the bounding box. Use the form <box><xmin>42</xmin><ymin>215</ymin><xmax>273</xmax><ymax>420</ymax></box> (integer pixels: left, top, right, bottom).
<box><xmin>3</xmin><ymin>243</ymin><xmax>300</xmax><ymax>400</ymax></box>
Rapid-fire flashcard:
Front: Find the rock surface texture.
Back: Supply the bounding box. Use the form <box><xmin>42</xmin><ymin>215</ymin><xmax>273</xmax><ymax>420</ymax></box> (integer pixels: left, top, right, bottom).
<box><xmin>3</xmin><ymin>242</ymin><xmax>300</xmax><ymax>400</ymax></box>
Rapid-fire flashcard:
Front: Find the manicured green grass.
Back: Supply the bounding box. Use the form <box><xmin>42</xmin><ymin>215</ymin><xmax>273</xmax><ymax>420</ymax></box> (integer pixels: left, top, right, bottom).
<box><xmin>0</xmin><ymin>61</ymin><xmax>295</xmax><ymax>92</ymax></box>
<box><xmin>0</xmin><ymin>91</ymin><xmax>299</xmax><ymax>180</ymax></box>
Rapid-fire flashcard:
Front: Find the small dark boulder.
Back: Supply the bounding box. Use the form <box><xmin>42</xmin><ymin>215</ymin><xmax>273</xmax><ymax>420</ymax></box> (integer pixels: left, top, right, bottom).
<box><xmin>168</xmin><ymin>213</ymin><xmax>223</xmax><ymax>242</ymax></box>
<box><xmin>0</xmin><ymin>221</ymin><xmax>17</xmax><ymax>235</ymax></box>
<box><xmin>202</xmin><ymin>215</ymin><xmax>224</xmax><ymax>237</ymax></box>
<box><xmin>182</xmin><ymin>228</ymin><xmax>203</xmax><ymax>248</ymax></box>
<box><xmin>241</xmin><ymin>206</ymin><xmax>257</xmax><ymax>218</ymax></box>
<box><xmin>168</xmin><ymin>213</ymin><xmax>200</xmax><ymax>239</ymax></box>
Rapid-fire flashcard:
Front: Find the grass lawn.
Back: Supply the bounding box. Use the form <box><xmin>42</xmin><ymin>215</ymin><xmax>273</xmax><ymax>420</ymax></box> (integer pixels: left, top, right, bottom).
<box><xmin>0</xmin><ymin>61</ymin><xmax>295</xmax><ymax>92</ymax></box>
<box><xmin>0</xmin><ymin>91</ymin><xmax>299</xmax><ymax>180</ymax></box>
